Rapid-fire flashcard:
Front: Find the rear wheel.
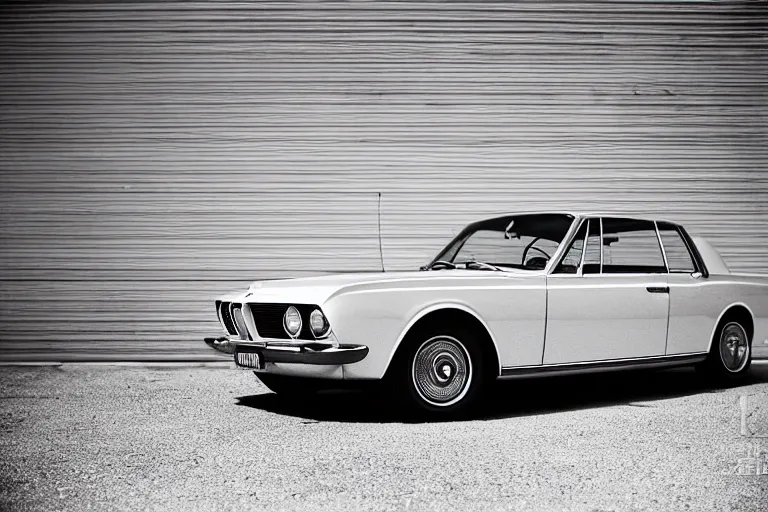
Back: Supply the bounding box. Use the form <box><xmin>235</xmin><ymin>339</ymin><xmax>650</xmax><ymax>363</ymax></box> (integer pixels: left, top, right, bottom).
<box><xmin>389</xmin><ymin>327</ymin><xmax>489</xmax><ymax>417</ymax></box>
<box><xmin>700</xmin><ymin>320</ymin><xmax>751</xmax><ymax>381</ymax></box>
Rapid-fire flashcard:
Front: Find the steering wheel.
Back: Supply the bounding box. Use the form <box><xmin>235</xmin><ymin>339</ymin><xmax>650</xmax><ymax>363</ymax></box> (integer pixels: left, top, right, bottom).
<box><xmin>526</xmin><ymin>246</ymin><xmax>551</xmax><ymax>260</ymax></box>
<box><xmin>523</xmin><ymin>246</ymin><xmax>552</xmax><ymax>269</ymax></box>
<box><xmin>524</xmin><ymin>257</ymin><xmax>549</xmax><ymax>270</ymax></box>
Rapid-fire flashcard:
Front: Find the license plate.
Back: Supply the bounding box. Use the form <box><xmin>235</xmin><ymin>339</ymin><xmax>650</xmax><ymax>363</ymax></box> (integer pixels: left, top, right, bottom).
<box><xmin>235</xmin><ymin>351</ymin><xmax>262</xmax><ymax>369</ymax></box>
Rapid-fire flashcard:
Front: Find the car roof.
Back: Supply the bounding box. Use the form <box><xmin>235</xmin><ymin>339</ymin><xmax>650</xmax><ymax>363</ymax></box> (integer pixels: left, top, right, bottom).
<box><xmin>483</xmin><ymin>211</ymin><xmax>683</xmax><ymax>227</ymax></box>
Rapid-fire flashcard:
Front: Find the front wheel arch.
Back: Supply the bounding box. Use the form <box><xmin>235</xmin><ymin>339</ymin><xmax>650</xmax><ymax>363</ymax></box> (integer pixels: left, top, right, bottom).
<box><xmin>384</xmin><ymin>314</ymin><xmax>495</xmax><ymax>416</ymax></box>
<box><xmin>384</xmin><ymin>306</ymin><xmax>500</xmax><ymax>381</ymax></box>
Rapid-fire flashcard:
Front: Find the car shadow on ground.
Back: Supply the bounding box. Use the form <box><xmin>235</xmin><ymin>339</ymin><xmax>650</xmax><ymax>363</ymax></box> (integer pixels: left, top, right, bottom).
<box><xmin>235</xmin><ymin>363</ymin><xmax>768</xmax><ymax>424</ymax></box>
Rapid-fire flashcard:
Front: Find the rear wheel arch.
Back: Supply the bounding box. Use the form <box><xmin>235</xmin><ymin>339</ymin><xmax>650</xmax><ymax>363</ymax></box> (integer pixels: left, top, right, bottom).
<box><xmin>709</xmin><ymin>303</ymin><xmax>755</xmax><ymax>352</ymax></box>
<box><xmin>384</xmin><ymin>305</ymin><xmax>501</xmax><ymax>379</ymax></box>
<box><xmin>700</xmin><ymin>303</ymin><xmax>754</xmax><ymax>379</ymax></box>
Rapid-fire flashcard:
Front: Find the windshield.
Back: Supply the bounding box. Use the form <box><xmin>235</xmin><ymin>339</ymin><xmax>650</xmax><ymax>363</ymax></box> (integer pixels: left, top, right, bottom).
<box><xmin>427</xmin><ymin>213</ymin><xmax>575</xmax><ymax>271</ymax></box>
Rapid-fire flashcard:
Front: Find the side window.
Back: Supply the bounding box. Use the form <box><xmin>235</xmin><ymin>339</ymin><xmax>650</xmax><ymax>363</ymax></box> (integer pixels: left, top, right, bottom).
<box><xmin>554</xmin><ymin>221</ymin><xmax>587</xmax><ymax>274</ymax></box>
<box><xmin>583</xmin><ymin>219</ymin><xmax>601</xmax><ymax>274</ymax></box>
<box><xmin>658</xmin><ymin>222</ymin><xmax>696</xmax><ymax>272</ymax></box>
<box><xmin>601</xmin><ymin>218</ymin><xmax>666</xmax><ymax>274</ymax></box>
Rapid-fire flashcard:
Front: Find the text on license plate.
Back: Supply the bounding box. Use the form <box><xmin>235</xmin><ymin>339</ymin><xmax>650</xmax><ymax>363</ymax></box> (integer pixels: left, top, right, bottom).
<box><xmin>236</xmin><ymin>352</ymin><xmax>261</xmax><ymax>369</ymax></box>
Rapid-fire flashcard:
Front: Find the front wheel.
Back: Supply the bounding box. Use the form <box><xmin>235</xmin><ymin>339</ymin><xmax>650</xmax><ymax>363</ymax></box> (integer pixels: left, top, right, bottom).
<box><xmin>390</xmin><ymin>329</ymin><xmax>488</xmax><ymax>417</ymax></box>
<box><xmin>700</xmin><ymin>320</ymin><xmax>752</xmax><ymax>381</ymax></box>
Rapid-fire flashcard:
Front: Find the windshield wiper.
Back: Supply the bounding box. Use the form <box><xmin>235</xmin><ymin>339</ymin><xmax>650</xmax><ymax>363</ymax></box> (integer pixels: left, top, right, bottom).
<box><xmin>421</xmin><ymin>260</ymin><xmax>456</xmax><ymax>271</ymax></box>
<box><xmin>421</xmin><ymin>260</ymin><xmax>503</xmax><ymax>271</ymax></box>
<box><xmin>462</xmin><ymin>260</ymin><xmax>503</xmax><ymax>271</ymax></box>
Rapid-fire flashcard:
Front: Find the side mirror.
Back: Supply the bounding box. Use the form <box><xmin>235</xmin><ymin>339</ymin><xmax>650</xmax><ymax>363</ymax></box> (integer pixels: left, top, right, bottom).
<box><xmin>691</xmin><ymin>271</ymin><xmax>703</xmax><ymax>279</ymax></box>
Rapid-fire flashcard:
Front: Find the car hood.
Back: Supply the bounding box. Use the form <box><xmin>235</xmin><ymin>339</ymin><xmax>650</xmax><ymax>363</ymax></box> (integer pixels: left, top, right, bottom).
<box><xmin>219</xmin><ymin>269</ymin><xmax>543</xmax><ymax>306</ymax></box>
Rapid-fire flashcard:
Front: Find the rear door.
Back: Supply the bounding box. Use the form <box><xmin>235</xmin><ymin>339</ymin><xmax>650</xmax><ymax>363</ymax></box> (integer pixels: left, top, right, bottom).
<box><xmin>544</xmin><ymin>217</ymin><xmax>670</xmax><ymax>364</ymax></box>
<box><xmin>658</xmin><ymin>222</ymin><xmax>713</xmax><ymax>355</ymax></box>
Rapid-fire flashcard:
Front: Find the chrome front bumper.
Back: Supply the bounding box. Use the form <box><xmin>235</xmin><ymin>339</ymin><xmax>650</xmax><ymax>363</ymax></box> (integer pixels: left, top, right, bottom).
<box><xmin>204</xmin><ymin>336</ymin><xmax>236</xmax><ymax>354</ymax></box>
<box><xmin>203</xmin><ymin>336</ymin><xmax>369</xmax><ymax>365</ymax></box>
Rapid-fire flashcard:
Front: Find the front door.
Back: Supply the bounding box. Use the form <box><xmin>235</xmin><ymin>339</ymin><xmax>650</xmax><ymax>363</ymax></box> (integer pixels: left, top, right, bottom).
<box><xmin>543</xmin><ymin>217</ymin><xmax>670</xmax><ymax>365</ymax></box>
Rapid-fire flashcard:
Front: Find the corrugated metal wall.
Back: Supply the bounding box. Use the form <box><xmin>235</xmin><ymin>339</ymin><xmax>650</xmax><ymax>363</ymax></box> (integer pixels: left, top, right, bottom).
<box><xmin>1</xmin><ymin>1</ymin><xmax>767</xmax><ymax>361</ymax></box>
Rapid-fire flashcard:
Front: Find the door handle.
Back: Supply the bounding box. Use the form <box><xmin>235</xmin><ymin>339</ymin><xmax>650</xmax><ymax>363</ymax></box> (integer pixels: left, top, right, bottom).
<box><xmin>646</xmin><ymin>286</ymin><xmax>669</xmax><ymax>294</ymax></box>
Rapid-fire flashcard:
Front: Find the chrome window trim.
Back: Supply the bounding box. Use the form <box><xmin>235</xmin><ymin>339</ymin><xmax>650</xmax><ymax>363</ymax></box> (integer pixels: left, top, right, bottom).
<box><xmin>658</xmin><ymin>222</ymin><xmax>704</xmax><ymax>275</ymax></box>
<box><xmin>677</xmin><ymin>225</ymin><xmax>709</xmax><ymax>277</ymax></box>
<box><xmin>551</xmin><ymin>216</ymin><xmax>674</xmax><ymax>277</ymax></box>
<box><xmin>654</xmin><ymin>221</ymin><xmax>670</xmax><ymax>273</ymax></box>
<box><xmin>577</xmin><ymin>218</ymin><xmax>589</xmax><ymax>277</ymax></box>
<box><xmin>582</xmin><ymin>216</ymin><xmax>601</xmax><ymax>275</ymax></box>
<box><xmin>539</xmin><ymin>215</ymin><xmax>579</xmax><ymax>274</ymax></box>
<box><xmin>546</xmin><ymin>216</ymin><xmax>584</xmax><ymax>275</ymax></box>
<box><xmin>598</xmin><ymin>217</ymin><xmax>604</xmax><ymax>273</ymax></box>
<box><xmin>598</xmin><ymin>217</ymin><xmax>668</xmax><ymax>276</ymax></box>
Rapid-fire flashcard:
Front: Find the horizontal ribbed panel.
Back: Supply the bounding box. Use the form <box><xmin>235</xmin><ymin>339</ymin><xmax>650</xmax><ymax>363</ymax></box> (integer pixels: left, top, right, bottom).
<box><xmin>0</xmin><ymin>1</ymin><xmax>767</xmax><ymax>360</ymax></box>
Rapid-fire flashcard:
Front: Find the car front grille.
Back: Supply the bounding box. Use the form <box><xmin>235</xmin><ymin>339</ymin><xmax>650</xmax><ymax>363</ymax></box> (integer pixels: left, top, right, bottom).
<box><xmin>231</xmin><ymin>303</ymin><xmax>251</xmax><ymax>341</ymax></box>
<box><xmin>249</xmin><ymin>303</ymin><xmax>317</xmax><ymax>340</ymax></box>
<box><xmin>217</xmin><ymin>301</ymin><xmax>237</xmax><ymax>335</ymax></box>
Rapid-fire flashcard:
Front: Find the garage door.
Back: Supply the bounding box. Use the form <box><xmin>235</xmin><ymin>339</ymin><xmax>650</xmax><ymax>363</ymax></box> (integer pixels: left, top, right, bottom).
<box><xmin>1</xmin><ymin>1</ymin><xmax>766</xmax><ymax>361</ymax></box>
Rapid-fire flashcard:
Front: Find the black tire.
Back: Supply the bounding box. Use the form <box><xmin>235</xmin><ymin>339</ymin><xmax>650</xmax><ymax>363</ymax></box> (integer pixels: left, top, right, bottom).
<box><xmin>699</xmin><ymin>319</ymin><xmax>752</xmax><ymax>381</ymax></box>
<box><xmin>255</xmin><ymin>373</ymin><xmax>324</xmax><ymax>397</ymax></box>
<box><xmin>388</xmin><ymin>325</ymin><xmax>490</xmax><ymax>418</ymax></box>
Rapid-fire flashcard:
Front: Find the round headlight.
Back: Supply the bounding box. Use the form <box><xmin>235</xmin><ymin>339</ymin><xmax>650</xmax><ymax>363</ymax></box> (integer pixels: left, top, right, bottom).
<box><xmin>309</xmin><ymin>309</ymin><xmax>330</xmax><ymax>338</ymax></box>
<box><xmin>283</xmin><ymin>306</ymin><xmax>302</xmax><ymax>338</ymax></box>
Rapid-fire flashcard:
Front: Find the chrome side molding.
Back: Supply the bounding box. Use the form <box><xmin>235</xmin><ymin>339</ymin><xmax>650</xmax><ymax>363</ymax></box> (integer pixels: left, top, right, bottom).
<box><xmin>499</xmin><ymin>352</ymin><xmax>708</xmax><ymax>379</ymax></box>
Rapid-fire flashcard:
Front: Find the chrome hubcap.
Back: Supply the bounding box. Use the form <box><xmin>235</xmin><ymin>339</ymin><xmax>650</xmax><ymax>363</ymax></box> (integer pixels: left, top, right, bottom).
<box><xmin>719</xmin><ymin>322</ymin><xmax>749</xmax><ymax>373</ymax></box>
<box><xmin>412</xmin><ymin>336</ymin><xmax>471</xmax><ymax>407</ymax></box>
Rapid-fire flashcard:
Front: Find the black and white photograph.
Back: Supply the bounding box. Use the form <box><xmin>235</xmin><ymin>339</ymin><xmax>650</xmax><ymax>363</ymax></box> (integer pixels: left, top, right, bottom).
<box><xmin>1</xmin><ymin>1</ymin><xmax>767</xmax><ymax>510</ymax></box>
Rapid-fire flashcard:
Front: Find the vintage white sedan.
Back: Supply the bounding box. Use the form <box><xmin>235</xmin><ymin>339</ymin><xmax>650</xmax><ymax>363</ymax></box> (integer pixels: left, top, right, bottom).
<box><xmin>204</xmin><ymin>212</ymin><xmax>768</xmax><ymax>416</ymax></box>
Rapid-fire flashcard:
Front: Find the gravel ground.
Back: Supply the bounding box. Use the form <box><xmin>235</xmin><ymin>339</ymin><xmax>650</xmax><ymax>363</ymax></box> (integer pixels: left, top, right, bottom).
<box><xmin>1</xmin><ymin>363</ymin><xmax>767</xmax><ymax>511</ymax></box>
